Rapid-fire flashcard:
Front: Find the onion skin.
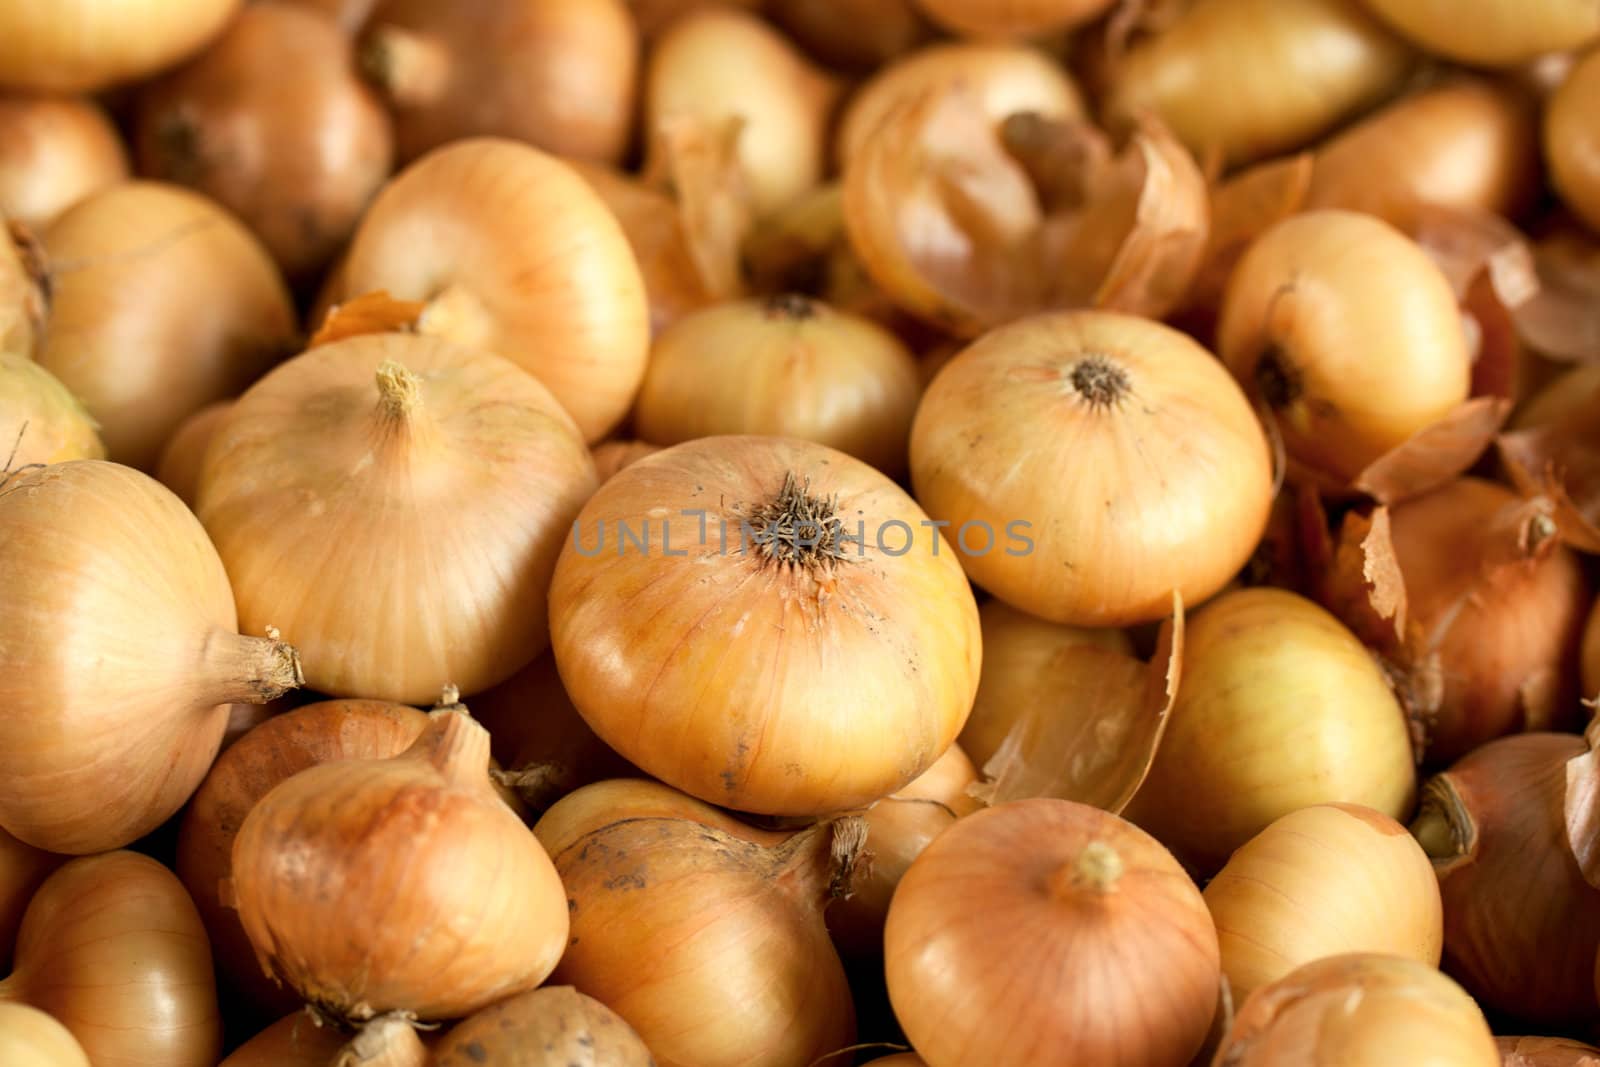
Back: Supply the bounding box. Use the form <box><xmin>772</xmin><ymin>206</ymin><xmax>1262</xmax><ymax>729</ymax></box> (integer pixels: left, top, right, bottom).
<box><xmin>914</xmin><ymin>0</ymin><xmax>1114</xmax><ymax>38</ymax></box>
<box><xmin>135</xmin><ymin>2</ymin><xmax>395</xmax><ymax>279</ymax></box>
<box><xmin>1215</xmin><ymin>953</ymin><xmax>1499</xmax><ymax>1067</ymax></box>
<box><xmin>0</xmin><ymin>226</ymin><xmax>46</xmax><ymax>360</ymax></box>
<box><xmin>1203</xmin><ymin>803</ymin><xmax>1442</xmax><ymax>1004</ymax></box>
<box><xmin>1105</xmin><ymin>0</ymin><xmax>1415</xmax><ymax>166</ymax></box>
<box><xmin>217</xmin><ymin>1013</ymin><xmax>348</xmax><ymax>1067</ymax></box>
<box><xmin>233</xmin><ymin>710</ymin><xmax>569</xmax><ymax>1022</ymax></box>
<box><xmin>0</xmin><ymin>852</ymin><xmax>222</xmax><ymax>1067</ymax></box>
<box><xmin>430</xmin><ymin>986</ymin><xmax>655</xmax><ymax>1066</ymax></box>
<box><xmin>1356</xmin><ymin>0</ymin><xmax>1600</xmax><ymax>66</ymax></box>
<box><xmin>36</xmin><ymin>181</ymin><xmax>297</xmax><ymax>471</ymax></box>
<box><xmin>767</xmin><ymin>0</ymin><xmax>931</xmax><ymax>72</ymax></box>
<box><xmin>1411</xmin><ymin>733</ymin><xmax>1600</xmax><ymax>1025</ymax></box>
<box><xmin>196</xmin><ymin>334</ymin><xmax>597</xmax><ymax>702</ymax></box>
<box><xmin>154</xmin><ymin>400</ymin><xmax>231</xmax><ymax>509</ymax></box>
<box><xmin>1546</xmin><ymin>48</ymin><xmax>1600</xmax><ymax>234</ymax></box>
<box><xmin>0</xmin><ymin>355</ymin><xmax>104</xmax><ymax>469</ymax></box>
<box><xmin>0</xmin><ymin>1003</ymin><xmax>88</xmax><ymax>1067</ymax></box>
<box><xmin>360</xmin><ymin>0</ymin><xmax>637</xmax><ymax>166</ymax></box>
<box><xmin>635</xmin><ymin>295</ymin><xmax>922</xmax><ymax>477</ymax></box>
<box><xmin>591</xmin><ymin>438</ymin><xmax>661</xmax><ymax>483</ymax></box>
<box><xmin>0</xmin><ymin>461</ymin><xmax>302</xmax><ymax>854</ymax></box>
<box><xmin>1218</xmin><ymin>210</ymin><xmax>1471</xmax><ymax>486</ymax></box>
<box><xmin>910</xmin><ymin>310</ymin><xmax>1273</xmax><ymax>627</ymax></box>
<box><xmin>0</xmin><ymin>0</ymin><xmax>242</xmax><ymax>93</ymax></box>
<box><xmin>1129</xmin><ymin>588</ymin><xmax>1416</xmax><ymax>872</ymax></box>
<box><xmin>0</xmin><ymin>832</ymin><xmax>60</xmax><ymax>972</ymax></box>
<box><xmin>333</xmin><ymin>138</ymin><xmax>650</xmax><ymax>443</ymax></box>
<box><xmin>884</xmin><ymin>798</ymin><xmax>1220</xmax><ymax>1067</ymax></box>
<box><xmin>178</xmin><ymin>699</ymin><xmax>430</xmax><ymax>1018</ymax></box>
<box><xmin>535</xmin><ymin>778</ymin><xmax>863</xmax><ymax>1067</ymax></box>
<box><xmin>1497</xmin><ymin>1037</ymin><xmax>1600</xmax><ymax>1065</ymax></box>
<box><xmin>549</xmin><ymin>435</ymin><xmax>981</xmax><ymax>816</ymax></box>
<box><xmin>0</xmin><ymin>95</ymin><xmax>128</xmax><ymax>231</ymax></box>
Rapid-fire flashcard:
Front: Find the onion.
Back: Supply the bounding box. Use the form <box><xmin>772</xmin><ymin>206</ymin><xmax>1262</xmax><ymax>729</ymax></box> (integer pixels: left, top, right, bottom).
<box><xmin>1410</xmin><ymin>730</ymin><xmax>1600</xmax><ymax>1025</ymax></box>
<box><xmin>1323</xmin><ymin>480</ymin><xmax>1588</xmax><ymax>763</ymax></box>
<box><xmin>154</xmin><ymin>399</ymin><xmax>231</xmax><ymax>509</ymax></box>
<box><xmin>135</xmin><ymin>2</ymin><xmax>394</xmax><ymax>279</ymax></box>
<box><xmin>629</xmin><ymin>0</ymin><xmax>763</xmax><ymax>38</ymax></box>
<box><xmin>232</xmin><ymin>708</ymin><xmax>568</xmax><ymax>1022</ymax></box>
<box><xmin>34</xmin><ymin>181</ymin><xmax>296</xmax><ymax>470</ymax></box>
<box><xmin>196</xmin><ymin>332</ymin><xmax>596</xmax><ymax>702</ymax></box>
<box><xmin>635</xmin><ymin>294</ymin><xmax>921</xmax><ymax>476</ymax></box>
<box><xmin>430</xmin><ymin>987</ymin><xmax>654</xmax><ymax>1066</ymax></box>
<box><xmin>767</xmin><ymin>0</ymin><xmax>931</xmax><ymax>71</ymax></box>
<box><xmin>836</xmin><ymin>43</ymin><xmax>1084</xmax><ymax>167</ymax></box>
<box><xmin>286</xmin><ymin>0</ymin><xmax>380</xmax><ymax>32</ymax></box>
<box><xmin>1</xmin><ymin>224</ymin><xmax>47</xmax><ymax>360</ymax></box>
<box><xmin>0</xmin><ymin>0</ymin><xmax>241</xmax><ymax>93</ymax></box>
<box><xmin>1356</xmin><ymin>0</ymin><xmax>1600</xmax><ymax>66</ymax></box>
<box><xmin>0</xmin><ymin>831</ymin><xmax>60</xmax><ymax>971</ymax></box>
<box><xmin>178</xmin><ymin>698</ymin><xmax>430</xmax><ymax>1018</ymax></box>
<box><xmin>358</xmin><ymin>0</ymin><xmax>637</xmax><ymax>166</ymax></box>
<box><xmin>1546</xmin><ymin>47</ymin><xmax>1600</xmax><ymax>234</ymax></box>
<box><xmin>828</xmin><ymin>744</ymin><xmax>981</xmax><ymax>957</ymax></box>
<box><xmin>884</xmin><ymin>798</ymin><xmax>1220</xmax><ymax>1067</ymax></box>
<box><xmin>222</xmin><ymin>1014</ymin><xmax>430</xmax><ymax>1067</ymax></box>
<box><xmin>1105</xmin><ymin>0</ymin><xmax>1414</xmax><ymax>167</ymax></box>
<box><xmin>0</xmin><ymin>1003</ymin><xmax>87</xmax><ymax>1067</ymax></box>
<box><xmin>1218</xmin><ymin>209</ymin><xmax>1471</xmax><ymax>488</ymax></box>
<box><xmin>1127</xmin><ymin>587</ymin><xmax>1416</xmax><ymax>872</ymax></box>
<box><xmin>0</xmin><ymin>852</ymin><xmax>221</xmax><ymax>1067</ymax></box>
<box><xmin>911</xmin><ymin>310</ymin><xmax>1272</xmax><ymax>626</ymax></box>
<box><xmin>0</xmin><ymin>460</ymin><xmax>302</xmax><ymax>854</ymax></box>
<box><xmin>591</xmin><ymin>438</ymin><xmax>661</xmax><ymax>483</ymax></box>
<box><xmin>0</xmin><ymin>355</ymin><xmax>104</xmax><ymax>469</ymax></box>
<box><xmin>1204</xmin><ymin>803</ymin><xmax>1442</xmax><ymax>1003</ymax></box>
<box><xmin>330</xmin><ymin>138</ymin><xmax>650</xmax><ymax>443</ymax></box>
<box><xmin>549</xmin><ymin>435</ymin><xmax>981</xmax><ymax>815</ymax></box>
<box><xmin>1214</xmin><ymin>954</ymin><xmax>1498</xmax><ymax>1066</ymax></box>
<box><xmin>914</xmin><ymin>0</ymin><xmax>1115</xmax><ymax>38</ymax></box>
<box><xmin>534</xmin><ymin>778</ymin><xmax>866</xmax><ymax>1067</ymax></box>
<box><xmin>0</xmin><ymin>95</ymin><xmax>128</xmax><ymax>231</ymax></box>
<box><xmin>645</xmin><ymin>9</ymin><xmax>839</xmax><ymax>219</ymax></box>
<box><xmin>1498</xmin><ymin>1037</ymin><xmax>1600</xmax><ymax>1066</ymax></box>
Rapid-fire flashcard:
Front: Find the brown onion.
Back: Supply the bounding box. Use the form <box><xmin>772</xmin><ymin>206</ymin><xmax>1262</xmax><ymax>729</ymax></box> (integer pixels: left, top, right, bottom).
<box><xmin>767</xmin><ymin>0</ymin><xmax>931</xmax><ymax>71</ymax></box>
<box><xmin>0</xmin><ymin>355</ymin><xmax>104</xmax><ymax>469</ymax></box>
<box><xmin>1356</xmin><ymin>0</ymin><xmax>1600</xmax><ymax>66</ymax></box>
<box><xmin>0</xmin><ymin>0</ymin><xmax>241</xmax><ymax>93</ymax></box>
<box><xmin>1498</xmin><ymin>1037</ymin><xmax>1600</xmax><ymax>1066</ymax></box>
<box><xmin>35</xmin><ymin>181</ymin><xmax>296</xmax><ymax>470</ymax></box>
<box><xmin>431</xmin><ymin>987</ymin><xmax>655</xmax><ymax>1066</ymax></box>
<box><xmin>135</xmin><ymin>2</ymin><xmax>394</xmax><ymax>279</ymax></box>
<box><xmin>359</xmin><ymin>0</ymin><xmax>637</xmax><ymax>166</ymax></box>
<box><xmin>0</xmin><ymin>95</ymin><xmax>127</xmax><ymax>231</ymax></box>
<box><xmin>221</xmin><ymin>1013</ymin><xmax>430</xmax><ymax>1067</ymax></box>
<box><xmin>0</xmin><ymin>831</ymin><xmax>60</xmax><ymax>971</ymax></box>
<box><xmin>0</xmin><ymin>852</ymin><xmax>221</xmax><ymax>1067</ymax></box>
<box><xmin>1546</xmin><ymin>47</ymin><xmax>1600</xmax><ymax>234</ymax></box>
<box><xmin>535</xmin><ymin>778</ymin><xmax>866</xmax><ymax>1067</ymax></box>
<box><xmin>885</xmin><ymin>798</ymin><xmax>1220</xmax><ymax>1067</ymax></box>
<box><xmin>154</xmin><ymin>399</ymin><xmax>231</xmax><ymax>509</ymax></box>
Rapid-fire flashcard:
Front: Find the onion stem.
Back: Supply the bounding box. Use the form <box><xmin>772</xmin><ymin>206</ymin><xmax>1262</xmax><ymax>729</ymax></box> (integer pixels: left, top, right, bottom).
<box><xmin>1059</xmin><ymin>840</ymin><xmax>1124</xmax><ymax>894</ymax></box>
<box><xmin>1409</xmin><ymin>803</ymin><xmax>1461</xmax><ymax>861</ymax></box>
<box><xmin>358</xmin><ymin>25</ymin><xmax>449</xmax><ymax>108</ymax></box>
<box><xmin>375</xmin><ymin>361</ymin><xmax>422</xmax><ymax>421</ymax></box>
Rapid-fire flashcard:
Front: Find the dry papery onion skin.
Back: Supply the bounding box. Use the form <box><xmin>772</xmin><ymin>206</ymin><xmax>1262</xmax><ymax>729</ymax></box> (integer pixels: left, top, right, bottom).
<box><xmin>0</xmin><ymin>0</ymin><xmax>242</xmax><ymax>93</ymax></box>
<box><xmin>549</xmin><ymin>434</ymin><xmax>981</xmax><ymax>816</ymax></box>
<box><xmin>0</xmin><ymin>94</ymin><xmax>129</xmax><ymax>231</ymax></box>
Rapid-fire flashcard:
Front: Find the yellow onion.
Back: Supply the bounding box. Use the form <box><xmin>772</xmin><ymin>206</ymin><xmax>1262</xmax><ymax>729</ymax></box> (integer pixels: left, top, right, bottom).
<box><xmin>196</xmin><ymin>333</ymin><xmax>596</xmax><ymax>701</ymax></box>
<box><xmin>35</xmin><ymin>181</ymin><xmax>297</xmax><ymax>470</ymax></box>
<box><xmin>1498</xmin><ymin>1037</ymin><xmax>1600</xmax><ymax>1065</ymax></box>
<box><xmin>644</xmin><ymin>8</ymin><xmax>839</xmax><ymax>218</ymax></box>
<box><xmin>0</xmin><ymin>225</ymin><xmax>46</xmax><ymax>359</ymax></box>
<box><xmin>550</xmin><ymin>435</ymin><xmax>980</xmax><ymax>815</ymax></box>
<box><xmin>885</xmin><ymin>798</ymin><xmax>1220</xmax><ymax>1067</ymax></box>
<box><xmin>135</xmin><ymin>2</ymin><xmax>394</xmax><ymax>279</ymax></box>
<box><xmin>232</xmin><ymin>709</ymin><xmax>569</xmax><ymax>1022</ymax></box>
<box><xmin>911</xmin><ymin>310</ymin><xmax>1272</xmax><ymax>626</ymax></box>
<box><xmin>0</xmin><ymin>461</ymin><xmax>302</xmax><ymax>854</ymax></box>
<box><xmin>535</xmin><ymin>778</ymin><xmax>866</xmax><ymax>1067</ymax></box>
<box><xmin>591</xmin><ymin>438</ymin><xmax>661</xmax><ymax>483</ymax></box>
<box><xmin>1546</xmin><ymin>47</ymin><xmax>1600</xmax><ymax>234</ymax></box>
<box><xmin>358</xmin><ymin>0</ymin><xmax>637</xmax><ymax>165</ymax></box>
<box><xmin>0</xmin><ymin>355</ymin><xmax>104</xmax><ymax>469</ymax></box>
<box><xmin>828</xmin><ymin>744</ymin><xmax>981</xmax><ymax>957</ymax></box>
<box><xmin>629</xmin><ymin>0</ymin><xmax>763</xmax><ymax>38</ymax></box>
<box><xmin>767</xmin><ymin>0</ymin><xmax>931</xmax><ymax>71</ymax></box>
<box><xmin>1410</xmin><ymin>730</ymin><xmax>1600</xmax><ymax>1024</ymax></box>
<box><xmin>154</xmin><ymin>399</ymin><xmax>231</xmax><ymax>509</ymax></box>
<box><xmin>431</xmin><ymin>987</ymin><xmax>655</xmax><ymax>1066</ymax></box>
<box><xmin>1357</xmin><ymin>0</ymin><xmax>1600</xmax><ymax>66</ymax></box>
<box><xmin>0</xmin><ymin>1003</ymin><xmax>87</xmax><ymax>1067</ymax></box>
<box><xmin>1105</xmin><ymin>0</ymin><xmax>1415</xmax><ymax>167</ymax></box>
<box><xmin>1214</xmin><ymin>953</ymin><xmax>1498</xmax><ymax>1067</ymax></box>
<box><xmin>221</xmin><ymin>1014</ymin><xmax>431</xmax><ymax>1067</ymax></box>
<box><xmin>178</xmin><ymin>699</ymin><xmax>430</xmax><ymax>1017</ymax></box>
<box><xmin>331</xmin><ymin>138</ymin><xmax>650</xmax><ymax>442</ymax></box>
<box><xmin>0</xmin><ymin>852</ymin><xmax>221</xmax><ymax>1067</ymax></box>
<box><xmin>836</xmin><ymin>43</ymin><xmax>1084</xmax><ymax>166</ymax></box>
<box><xmin>916</xmin><ymin>0</ymin><xmax>1114</xmax><ymax>38</ymax></box>
<box><xmin>0</xmin><ymin>95</ymin><xmax>127</xmax><ymax>231</ymax></box>
<box><xmin>0</xmin><ymin>0</ymin><xmax>241</xmax><ymax>93</ymax></box>
<box><xmin>0</xmin><ymin>831</ymin><xmax>60</xmax><ymax>971</ymax></box>
<box><xmin>1218</xmin><ymin>209</ymin><xmax>1471</xmax><ymax>488</ymax></box>
<box><xmin>1203</xmin><ymin>803</ymin><xmax>1442</xmax><ymax>1003</ymax></box>
<box><xmin>635</xmin><ymin>294</ymin><xmax>921</xmax><ymax>476</ymax></box>
<box><xmin>1128</xmin><ymin>587</ymin><xmax>1416</xmax><ymax>871</ymax></box>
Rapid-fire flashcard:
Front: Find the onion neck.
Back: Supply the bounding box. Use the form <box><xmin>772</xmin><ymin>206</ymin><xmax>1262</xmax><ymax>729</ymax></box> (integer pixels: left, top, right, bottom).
<box><xmin>1068</xmin><ymin>355</ymin><xmax>1130</xmax><ymax>410</ymax></box>
<box><xmin>777</xmin><ymin>815</ymin><xmax>871</xmax><ymax>908</ymax></box>
<box><xmin>1254</xmin><ymin>347</ymin><xmax>1301</xmax><ymax>409</ymax></box>
<box><xmin>375</xmin><ymin>360</ymin><xmax>422</xmax><ymax>422</ymax></box>
<box><xmin>337</xmin><ymin>1013</ymin><xmax>429</xmax><ymax>1067</ymax></box>
<box><xmin>200</xmin><ymin>627</ymin><xmax>304</xmax><ymax>705</ymax></box>
<box><xmin>764</xmin><ymin>292</ymin><xmax>819</xmax><ymax>321</ymax></box>
<box><xmin>1053</xmin><ymin>841</ymin><xmax>1124</xmax><ymax>897</ymax></box>
<box><xmin>490</xmin><ymin>761</ymin><xmax>568</xmax><ymax>813</ymax></box>
<box><xmin>413</xmin><ymin>709</ymin><xmax>493</xmax><ymax>787</ymax></box>
<box><xmin>1410</xmin><ymin>782</ymin><xmax>1469</xmax><ymax>863</ymax></box>
<box><xmin>417</xmin><ymin>284</ymin><xmax>497</xmax><ymax>353</ymax></box>
<box><xmin>358</xmin><ymin>25</ymin><xmax>449</xmax><ymax>107</ymax></box>
<box><xmin>738</xmin><ymin>471</ymin><xmax>855</xmax><ymax>570</ymax></box>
